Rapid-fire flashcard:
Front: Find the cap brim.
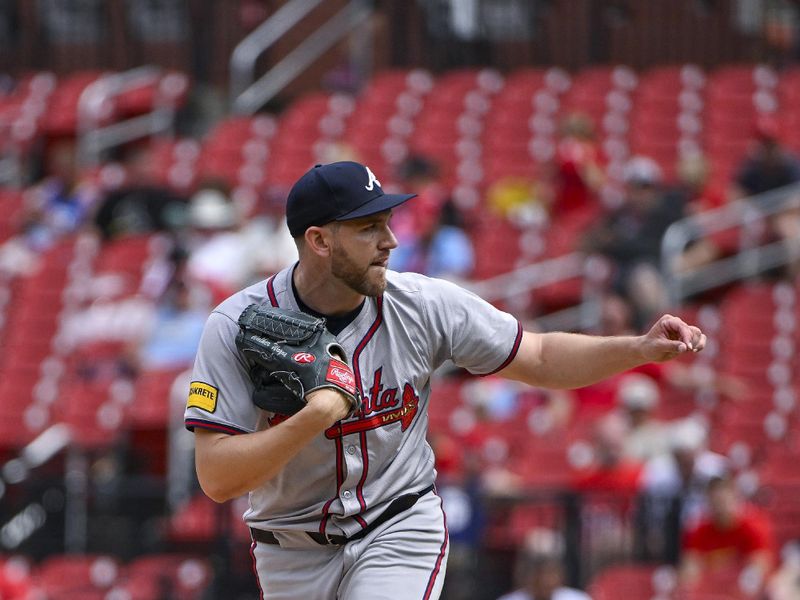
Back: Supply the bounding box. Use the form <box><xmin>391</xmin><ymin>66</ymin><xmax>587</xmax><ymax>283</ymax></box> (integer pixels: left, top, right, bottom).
<box><xmin>335</xmin><ymin>193</ymin><xmax>416</xmax><ymax>221</ymax></box>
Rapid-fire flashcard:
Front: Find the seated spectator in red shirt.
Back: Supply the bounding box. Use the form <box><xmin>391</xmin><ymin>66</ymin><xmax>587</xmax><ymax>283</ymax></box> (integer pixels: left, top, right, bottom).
<box><xmin>680</xmin><ymin>476</ymin><xmax>776</xmax><ymax>594</ymax></box>
<box><xmin>679</xmin><ymin>150</ymin><xmax>728</xmax><ymax>215</ymax></box>
<box><xmin>549</xmin><ymin>112</ymin><xmax>604</xmax><ymax>218</ymax></box>
<box><xmin>572</xmin><ymin>413</ymin><xmax>643</xmax><ymax>499</ymax></box>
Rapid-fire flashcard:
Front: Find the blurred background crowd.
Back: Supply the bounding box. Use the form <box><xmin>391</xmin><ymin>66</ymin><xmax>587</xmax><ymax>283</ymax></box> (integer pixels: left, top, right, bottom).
<box><xmin>0</xmin><ymin>1</ymin><xmax>800</xmax><ymax>599</ymax></box>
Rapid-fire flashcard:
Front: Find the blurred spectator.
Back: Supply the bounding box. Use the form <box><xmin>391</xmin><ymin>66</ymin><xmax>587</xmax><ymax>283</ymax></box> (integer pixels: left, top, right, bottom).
<box><xmin>732</xmin><ymin>119</ymin><xmax>800</xmax><ymax>200</ymax></box>
<box><xmin>549</xmin><ymin>112</ymin><xmax>604</xmax><ymax>218</ymax></box>
<box><xmin>732</xmin><ymin>120</ymin><xmax>800</xmax><ymax>276</ymax></box>
<box><xmin>390</xmin><ymin>155</ymin><xmax>451</xmax><ymax>273</ymax></box>
<box><xmin>421</xmin><ymin>200</ymin><xmax>475</xmax><ymax>280</ymax></box>
<box><xmin>572</xmin><ymin>413</ymin><xmax>643</xmax><ymax>499</ymax></box>
<box><xmin>497</xmin><ymin>553</ymin><xmax>591</xmax><ymax>600</ymax></box>
<box><xmin>93</xmin><ymin>144</ymin><xmax>189</xmax><ymax>241</ymax></box>
<box><xmin>21</xmin><ymin>138</ymin><xmax>97</xmax><ymax>249</ymax></box>
<box><xmin>435</xmin><ymin>449</ymin><xmax>486</xmax><ymax>600</ymax></box>
<box><xmin>582</xmin><ymin>156</ymin><xmax>686</xmax><ymax>327</ymax></box>
<box><xmin>461</xmin><ymin>375</ymin><xmax>525</xmax><ymax>421</ymax></box>
<box><xmin>133</xmin><ymin>278</ymin><xmax>209</xmax><ymax>371</ymax></box>
<box><xmin>62</xmin><ymin>245</ymin><xmax>210</xmax><ymax>382</ymax></box>
<box><xmin>637</xmin><ymin>418</ymin><xmax>729</xmax><ymax>562</ymax></box>
<box><xmin>615</xmin><ymin>373</ymin><xmax>671</xmax><ymax>462</ymax></box>
<box><xmin>640</xmin><ymin>418</ymin><xmax>729</xmax><ymax>525</ymax></box>
<box><xmin>678</xmin><ymin>150</ymin><xmax>728</xmax><ymax>215</ymax></box>
<box><xmin>679</xmin><ymin>475</ymin><xmax>776</xmax><ymax>595</ymax></box>
<box><xmin>186</xmin><ymin>182</ymin><xmax>297</xmax><ymax>303</ymax></box>
<box><xmin>391</xmin><ymin>198</ymin><xmax>474</xmax><ymax>279</ymax></box>
<box><xmin>678</xmin><ymin>123</ymin><xmax>800</xmax><ymax>275</ymax></box>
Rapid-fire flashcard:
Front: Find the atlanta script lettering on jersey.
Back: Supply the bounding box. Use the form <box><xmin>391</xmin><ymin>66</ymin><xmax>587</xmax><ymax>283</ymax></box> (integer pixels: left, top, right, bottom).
<box><xmin>267</xmin><ymin>366</ymin><xmax>421</xmax><ymax>434</ymax></box>
<box><xmin>324</xmin><ymin>367</ymin><xmax>420</xmax><ymax>438</ymax></box>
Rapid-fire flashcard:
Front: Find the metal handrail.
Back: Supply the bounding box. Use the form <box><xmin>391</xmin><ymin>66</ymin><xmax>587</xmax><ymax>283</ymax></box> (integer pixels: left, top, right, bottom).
<box><xmin>232</xmin><ymin>0</ymin><xmax>373</xmax><ymax>115</ymax></box>
<box><xmin>77</xmin><ymin>66</ymin><xmax>186</xmax><ymax>166</ymax></box>
<box><xmin>469</xmin><ymin>252</ymin><xmax>586</xmax><ymax>301</ymax></box>
<box><xmin>467</xmin><ymin>252</ymin><xmax>608</xmax><ymax>332</ymax></box>
<box><xmin>79</xmin><ymin>111</ymin><xmax>174</xmax><ymax>165</ymax></box>
<box><xmin>229</xmin><ymin>0</ymin><xmax>326</xmax><ymax>104</ymax></box>
<box><xmin>661</xmin><ymin>182</ymin><xmax>800</xmax><ymax>304</ymax></box>
<box><xmin>78</xmin><ymin>66</ymin><xmax>162</xmax><ymax>133</ymax></box>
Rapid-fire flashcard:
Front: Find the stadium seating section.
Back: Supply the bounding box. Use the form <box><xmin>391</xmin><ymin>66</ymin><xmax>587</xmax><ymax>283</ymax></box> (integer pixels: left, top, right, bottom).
<box><xmin>1</xmin><ymin>63</ymin><xmax>799</xmax><ymax>598</ymax></box>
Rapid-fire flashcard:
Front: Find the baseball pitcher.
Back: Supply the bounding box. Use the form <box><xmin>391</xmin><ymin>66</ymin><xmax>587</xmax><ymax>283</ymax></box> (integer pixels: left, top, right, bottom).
<box><xmin>185</xmin><ymin>161</ymin><xmax>706</xmax><ymax>599</ymax></box>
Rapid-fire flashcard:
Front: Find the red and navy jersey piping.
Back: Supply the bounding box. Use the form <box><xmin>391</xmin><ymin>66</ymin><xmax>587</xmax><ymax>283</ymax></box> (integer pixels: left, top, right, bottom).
<box><xmin>185</xmin><ymin>418</ymin><xmax>248</xmax><ymax>435</ymax></box>
<box><xmin>351</xmin><ymin>295</ymin><xmax>384</xmax><ymax>515</ymax></box>
<box><xmin>482</xmin><ymin>320</ymin><xmax>523</xmax><ymax>376</ymax></box>
<box><xmin>422</xmin><ymin>491</ymin><xmax>449</xmax><ymax>599</ymax></box>
<box><xmin>319</xmin><ymin>295</ymin><xmax>384</xmax><ymax>533</ymax></box>
<box><xmin>266</xmin><ymin>274</ymin><xmax>278</xmax><ymax>307</ymax></box>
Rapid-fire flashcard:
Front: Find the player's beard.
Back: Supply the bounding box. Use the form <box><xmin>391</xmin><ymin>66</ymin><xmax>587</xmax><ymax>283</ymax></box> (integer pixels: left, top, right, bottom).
<box><xmin>331</xmin><ymin>242</ymin><xmax>387</xmax><ymax>297</ymax></box>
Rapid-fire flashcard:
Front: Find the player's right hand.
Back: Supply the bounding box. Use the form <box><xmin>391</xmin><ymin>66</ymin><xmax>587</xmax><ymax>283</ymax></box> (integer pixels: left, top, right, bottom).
<box><xmin>305</xmin><ymin>388</ymin><xmax>354</xmax><ymax>425</ymax></box>
<box><xmin>640</xmin><ymin>314</ymin><xmax>706</xmax><ymax>363</ymax></box>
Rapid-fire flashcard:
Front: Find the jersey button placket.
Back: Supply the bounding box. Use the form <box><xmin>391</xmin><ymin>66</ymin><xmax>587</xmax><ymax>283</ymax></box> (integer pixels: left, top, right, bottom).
<box><xmin>341</xmin><ymin>442</ymin><xmax>363</xmax><ymax>511</ymax></box>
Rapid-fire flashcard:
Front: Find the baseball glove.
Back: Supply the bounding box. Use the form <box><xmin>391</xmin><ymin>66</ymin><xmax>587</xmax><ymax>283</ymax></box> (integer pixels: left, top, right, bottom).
<box><xmin>235</xmin><ymin>304</ymin><xmax>361</xmax><ymax>418</ymax></box>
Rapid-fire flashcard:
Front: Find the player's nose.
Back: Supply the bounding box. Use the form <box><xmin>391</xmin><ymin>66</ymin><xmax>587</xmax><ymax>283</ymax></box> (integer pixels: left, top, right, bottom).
<box><xmin>380</xmin><ymin>225</ymin><xmax>398</xmax><ymax>250</ymax></box>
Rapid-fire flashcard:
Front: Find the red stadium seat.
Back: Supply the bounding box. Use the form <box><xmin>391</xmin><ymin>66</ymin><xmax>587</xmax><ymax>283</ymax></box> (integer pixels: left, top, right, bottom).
<box><xmin>36</xmin><ymin>554</ymin><xmax>120</xmax><ymax>596</ymax></box>
<box><xmin>124</xmin><ymin>554</ymin><xmax>212</xmax><ymax>600</ymax></box>
<box><xmin>588</xmin><ymin>563</ymin><xmax>674</xmax><ymax>600</ymax></box>
<box><xmin>129</xmin><ymin>367</ymin><xmax>185</xmax><ymax>428</ymax></box>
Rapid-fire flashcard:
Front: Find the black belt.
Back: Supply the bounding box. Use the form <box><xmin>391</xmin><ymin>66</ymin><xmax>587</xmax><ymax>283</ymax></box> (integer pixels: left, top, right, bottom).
<box><xmin>250</xmin><ymin>484</ymin><xmax>435</xmax><ymax>547</ymax></box>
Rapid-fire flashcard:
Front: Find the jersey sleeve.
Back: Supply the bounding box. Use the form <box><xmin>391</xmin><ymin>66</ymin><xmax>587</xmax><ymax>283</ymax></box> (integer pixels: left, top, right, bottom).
<box><xmin>184</xmin><ymin>310</ymin><xmax>260</xmax><ymax>434</ymax></box>
<box><xmin>421</xmin><ymin>277</ymin><xmax>522</xmax><ymax>375</ymax></box>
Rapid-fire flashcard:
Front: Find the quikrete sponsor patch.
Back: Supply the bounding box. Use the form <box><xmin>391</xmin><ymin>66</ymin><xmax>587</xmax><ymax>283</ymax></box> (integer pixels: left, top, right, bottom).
<box><xmin>187</xmin><ymin>382</ymin><xmax>219</xmax><ymax>413</ymax></box>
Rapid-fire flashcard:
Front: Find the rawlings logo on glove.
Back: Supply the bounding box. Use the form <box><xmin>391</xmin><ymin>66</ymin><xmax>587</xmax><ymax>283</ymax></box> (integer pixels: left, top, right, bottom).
<box><xmin>326</xmin><ymin>361</ymin><xmax>357</xmax><ymax>395</ymax></box>
<box><xmin>235</xmin><ymin>304</ymin><xmax>362</xmax><ymax>418</ymax></box>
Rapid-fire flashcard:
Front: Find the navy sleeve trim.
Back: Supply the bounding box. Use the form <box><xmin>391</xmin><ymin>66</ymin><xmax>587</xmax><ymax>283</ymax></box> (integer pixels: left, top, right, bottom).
<box><xmin>185</xmin><ymin>418</ymin><xmax>249</xmax><ymax>435</ymax></box>
<box><xmin>482</xmin><ymin>321</ymin><xmax>523</xmax><ymax>376</ymax></box>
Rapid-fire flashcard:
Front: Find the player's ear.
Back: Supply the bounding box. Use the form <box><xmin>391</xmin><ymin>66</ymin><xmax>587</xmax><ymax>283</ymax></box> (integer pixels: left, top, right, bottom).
<box><xmin>304</xmin><ymin>226</ymin><xmax>333</xmax><ymax>257</ymax></box>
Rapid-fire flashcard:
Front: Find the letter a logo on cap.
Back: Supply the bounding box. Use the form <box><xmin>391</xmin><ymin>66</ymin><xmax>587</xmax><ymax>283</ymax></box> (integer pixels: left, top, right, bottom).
<box><xmin>364</xmin><ymin>166</ymin><xmax>381</xmax><ymax>191</ymax></box>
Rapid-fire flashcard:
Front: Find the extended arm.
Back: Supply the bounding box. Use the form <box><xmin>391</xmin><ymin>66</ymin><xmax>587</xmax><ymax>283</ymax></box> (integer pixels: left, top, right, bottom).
<box><xmin>499</xmin><ymin>314</ymin><xmax>706</xmax><ymax>389</ymax></box>
<box><xmin>194</xmin><ymin>390</ymin><xmax>349</xmax><ymax>502</ymax></box>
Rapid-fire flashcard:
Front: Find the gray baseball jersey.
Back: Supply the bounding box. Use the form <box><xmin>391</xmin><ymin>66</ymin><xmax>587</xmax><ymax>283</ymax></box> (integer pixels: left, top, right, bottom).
<box><xmin>185</xmin><ymin>265</ymin><xmax>522</xmax><ymax>598</ymax></box>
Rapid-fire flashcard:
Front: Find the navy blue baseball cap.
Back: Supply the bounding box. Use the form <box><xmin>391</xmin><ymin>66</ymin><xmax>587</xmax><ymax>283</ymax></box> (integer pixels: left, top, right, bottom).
<box><xmin>286</xmin><ymin>161</ymin><xmax>416</xmax><ymax>237</ymax></box>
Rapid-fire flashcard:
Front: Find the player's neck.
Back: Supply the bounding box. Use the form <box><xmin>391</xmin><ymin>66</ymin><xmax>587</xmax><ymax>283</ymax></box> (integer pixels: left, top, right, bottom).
<box><xmin>292</xmin><ymin>262</ymin><xmax>365</xmax><ymax>316</ymax></box>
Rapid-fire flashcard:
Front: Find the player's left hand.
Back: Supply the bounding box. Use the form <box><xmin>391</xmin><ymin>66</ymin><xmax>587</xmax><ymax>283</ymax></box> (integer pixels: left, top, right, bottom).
<box><xmin>640</xmin><ymin>314</ymin><xmax>707</xmax><ymax>363</ymax></box>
